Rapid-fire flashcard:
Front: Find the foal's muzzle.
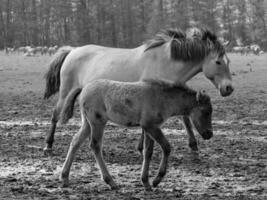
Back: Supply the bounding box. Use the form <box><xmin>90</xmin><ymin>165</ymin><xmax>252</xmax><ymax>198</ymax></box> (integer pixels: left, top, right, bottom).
<box><xmin>201</xmin><ymin>130</ymin><xmax>213</xmax><ymax>140</ymax></box>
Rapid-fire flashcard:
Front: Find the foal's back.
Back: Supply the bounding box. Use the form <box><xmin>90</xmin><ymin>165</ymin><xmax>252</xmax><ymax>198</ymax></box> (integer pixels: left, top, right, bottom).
<box><xmin>80</xmin><ymin>79</ymin><xmax>193</xmax><ymax>126</ymax></box>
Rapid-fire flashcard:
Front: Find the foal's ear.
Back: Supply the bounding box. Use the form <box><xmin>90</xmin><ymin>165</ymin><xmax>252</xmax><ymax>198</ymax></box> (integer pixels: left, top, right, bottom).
<box><xmin>196</xmin><ymin>90</ymin><xmax>209</xmax><ymax>103</ymax></box>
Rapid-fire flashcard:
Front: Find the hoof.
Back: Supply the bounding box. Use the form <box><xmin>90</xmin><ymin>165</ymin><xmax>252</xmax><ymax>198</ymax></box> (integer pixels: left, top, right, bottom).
<box><xmin>190</xmin><ymin>149</ymin><xmax>199</xmax><ymax>156</ymax></box>
<box><xmin>189</xmin><ymin>142</ymin><xmax>198</xmax><ymax>152</ymax></box>
<box><xmin>110</xmin><ymin>184</ymin><xmax>119</xmax><ymax>190</ymax></box>
<box><xmin>43</xmin><ymin>147</ymin><xmax>53</xmax><ymax>156</ymax></box>
<box><xmin>144</xmin><ymin>185</ymin><xmax>152</xmax><ymax>191</ymax></box>
<box><xmin>61</xmin><ymin>179</ymin><xmax>69</xmax><ymax>187</ymax></box>
<box><xmin>152</xmin><ymin>177</ymin><xmax>161</xmax><ymax>188</ymax></box>
<box><xmin>60</xmin><ymin>175</ymin><xmax>69</xmax><ymax>187</ymax></box>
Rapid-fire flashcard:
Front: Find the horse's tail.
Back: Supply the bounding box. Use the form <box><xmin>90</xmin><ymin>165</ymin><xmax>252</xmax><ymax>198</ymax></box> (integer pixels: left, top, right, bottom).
<box><xmin>60</xmin><ymin>88</ymin><xmax>82</xmax><ymax>124</ymax></box>
<box><xmin>43</xmin><ymin>47</ymin><xmax>73</xmax><ymax>99</ymax></box>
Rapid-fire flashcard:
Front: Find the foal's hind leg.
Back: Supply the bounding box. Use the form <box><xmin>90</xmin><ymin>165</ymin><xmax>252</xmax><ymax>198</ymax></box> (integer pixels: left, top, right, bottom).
<box><xmin>144</xmin><ymin>126</ymin><xmax>171</xmax><ymax>187</ymax></box>
<box><xmin>60</xmin><ymin>118</ymin><xmax>91</xmax><ymax>186</ymax></box>
<box><xmin>44</xmin><ymin>98</ymin><xmax>64</xmax><ymax>155</ymax></box>
<box><xmin>137</xmin><ymin>129</ymin><xmax>145</xmax><ymax>154</ymax></box>
<box><xmin>141</xmin><ymin>133</ymin><xmax>154</xmax><ymax>191</ymax></box>
<box><xmin>182</xmin><ymin>116</ymin><xmax>198</xmax><ymax>152</ymax></box>
<box><xmin>90</xmin><ymin>123</ymin><xmax>118</xmax><ymax>190</ymax></box>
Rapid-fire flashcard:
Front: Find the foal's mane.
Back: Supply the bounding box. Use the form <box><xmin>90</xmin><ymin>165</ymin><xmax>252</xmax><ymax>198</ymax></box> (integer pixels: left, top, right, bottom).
<box><xmin>144</xmin><ymin>27</ymin><xmax>225</xmax><ymax>62</ymax></box>
<box><xmin>143</xmin><ymin>79</ymin><xmax>195</xmax><ymax>94</ymax></box>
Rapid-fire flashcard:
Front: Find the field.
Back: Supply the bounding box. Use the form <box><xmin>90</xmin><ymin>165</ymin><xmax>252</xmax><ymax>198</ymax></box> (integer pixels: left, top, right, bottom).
<box><xmin>0</xmin><ymin>51</ymin><xmax>266</xmax><ymax>200</ymax></box>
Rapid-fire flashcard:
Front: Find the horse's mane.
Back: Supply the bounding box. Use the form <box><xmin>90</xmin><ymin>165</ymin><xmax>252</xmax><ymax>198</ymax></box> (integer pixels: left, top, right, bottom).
<box><xmin>144</xmin><ymin>27</ymin><xmax>225</xmax><ymax>62</ymax></box>
<box><xmin>143</xmin><ymin>79</ymin><xmax>195</xmax><ymax>94</ymax></box>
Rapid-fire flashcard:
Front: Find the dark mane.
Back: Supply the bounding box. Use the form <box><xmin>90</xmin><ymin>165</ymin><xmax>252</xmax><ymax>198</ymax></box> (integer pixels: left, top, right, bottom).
<box><xmin>144</xmin><ymin>27</ymin><xmax>225</xmax><ymax>62</ymax></box>
<box><xmin>143</xmin><ymin>79</ymin><xmax>195</xmax><ymax>94</ymax></box>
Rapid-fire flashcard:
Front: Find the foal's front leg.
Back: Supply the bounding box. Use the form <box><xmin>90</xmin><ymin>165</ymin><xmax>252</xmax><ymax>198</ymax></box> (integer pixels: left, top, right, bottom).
<box><xmin>90</xmin><ymin>123</ymin><xmax>118</xmax><ymax>190</ymax></box>
<box><xmin>141</xmin><ymin>133</ymin><xmax>154</xmax><ymax>191</ymax></box>
<box><xmin>61</xmin><ymin>121</ymin><xmax>91</xmax><ymax>186</ymax></box>
<box><xmin>182</xmin><ymin>116</ymin><xmax>198</xmax><ymax>152</ymax></box>
<box><xmin>144</xmin><ymin>126</ymin><xmax>171</xmax><ymax>187</ymax></box>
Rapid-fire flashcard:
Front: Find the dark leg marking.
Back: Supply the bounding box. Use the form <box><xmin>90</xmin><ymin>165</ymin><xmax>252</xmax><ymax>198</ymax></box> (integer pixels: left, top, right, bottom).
<box><xmin>125</xmin><ymin>98</ymin><xmax>133</xmax><ymax>107</ymax></box>
<box><xmin>95</xmin><ymin>112</ymin><xmax>102</xmax><ymax>120</ymax></box>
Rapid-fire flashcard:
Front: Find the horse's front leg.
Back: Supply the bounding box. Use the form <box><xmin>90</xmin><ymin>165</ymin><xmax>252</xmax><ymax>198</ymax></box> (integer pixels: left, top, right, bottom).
<box><xmin>182</xmin><ymin>116</ymin><xmax>198</xmax><ymax>152</ymax></box>
<box><xmin>141</xmin><ymin>133</ymin><xmax>154</xmax><ymax>191</ymax></box>
<box><xmin>144</xmin><ymin>126</ymin><xmax>171</xmax><ymax>187</ymax></box>
<box><xmin>90</xmin><ymin>123</ymin><xmax>118</xmax><ymax>190</ymax></box>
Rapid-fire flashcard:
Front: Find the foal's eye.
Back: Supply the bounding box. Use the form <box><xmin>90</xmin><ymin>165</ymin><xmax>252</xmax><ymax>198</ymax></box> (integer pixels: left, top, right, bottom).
<box><xmin>216</xmin><ymin>61</ymin><xmax>221</xmax><ymax>65</ymax></box>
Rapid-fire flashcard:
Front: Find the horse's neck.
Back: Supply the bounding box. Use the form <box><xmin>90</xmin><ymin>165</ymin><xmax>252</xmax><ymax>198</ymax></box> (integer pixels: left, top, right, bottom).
<box><xmin>139</xmin><ymin>45</ymin><xmax>203</xmax><ymax>83</ymax></box>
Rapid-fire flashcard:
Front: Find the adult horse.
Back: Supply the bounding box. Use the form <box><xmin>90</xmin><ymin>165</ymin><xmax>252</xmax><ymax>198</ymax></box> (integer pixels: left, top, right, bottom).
<box><xmin>43</xmin><ymin>27</ymin><xmax>234</xmax><ymax>155</ymax></box>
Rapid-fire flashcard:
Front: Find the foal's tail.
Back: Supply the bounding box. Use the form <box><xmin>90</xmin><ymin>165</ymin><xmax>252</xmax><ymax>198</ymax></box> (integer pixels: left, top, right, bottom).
<box><xmin>43</xmin><ymin>47</ymin><xmax>73</xmax><ymax>99</ymax></box>
<box><xmin>60</xmin><ymin>88</ymin><xmax>82</xmax><ymax>124</ymax></box>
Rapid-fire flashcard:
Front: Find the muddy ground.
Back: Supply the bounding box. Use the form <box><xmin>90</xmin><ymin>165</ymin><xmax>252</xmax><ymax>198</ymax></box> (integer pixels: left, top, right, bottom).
<box><xmin>0</xmin><ymin>52</ymin><xmax>266</xmax><ymax>199</ymax></box>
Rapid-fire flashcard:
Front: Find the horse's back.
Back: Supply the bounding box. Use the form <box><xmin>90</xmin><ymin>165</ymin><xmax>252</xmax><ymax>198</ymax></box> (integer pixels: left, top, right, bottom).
<box><xmin>59</xmin><ymin>44</ymin><xmax>144</xmax><ymax>98</ymax></box>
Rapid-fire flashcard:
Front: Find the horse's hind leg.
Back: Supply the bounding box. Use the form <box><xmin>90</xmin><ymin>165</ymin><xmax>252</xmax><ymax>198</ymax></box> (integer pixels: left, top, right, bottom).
<box><xmin>182</xmin><ymin>116</ymin><xmax>198</xmax><ymax>152</ymax></box>
<box><xmin>90</xmin><ymin>123</ymin><xmax>118</xmax><ymax>190</ymax></box>
<box><xmin>44</xmin><ymin>98</ymin><xmax>64</xmax><ymax>155</ymax></box>
<box><xmin>141</xmin><ymin>133</ymin><xmax>154</xmax><ymax>191</ymax></box>
<box><xmin>60</xmin><ymin>118</ymin><xmax>91</xmax><ymax>186</ymax></box>
<box><xmin>144</xmin><ymin>126</ymin><xmax>171</xmax><ymax>187</ymax></box>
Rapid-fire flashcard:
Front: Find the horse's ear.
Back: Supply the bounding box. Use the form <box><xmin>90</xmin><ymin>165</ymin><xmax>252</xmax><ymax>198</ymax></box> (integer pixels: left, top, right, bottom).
<box><xmin>196</xmin><ymin>90</ymin><xmax>209</xmax><ymax>103</ymax></box>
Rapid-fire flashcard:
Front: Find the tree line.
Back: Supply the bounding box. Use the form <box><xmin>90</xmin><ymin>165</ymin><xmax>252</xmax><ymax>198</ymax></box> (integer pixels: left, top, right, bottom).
<box><xmin>0</xmin><ymin>0</ymin><xmax>266</xmax><ymax>49</ymax></box>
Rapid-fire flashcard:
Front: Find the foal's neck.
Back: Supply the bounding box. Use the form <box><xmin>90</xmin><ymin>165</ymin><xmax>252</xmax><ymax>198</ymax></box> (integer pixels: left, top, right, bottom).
<box><xmin>172</xmin><ymin>90</ymin><xmax>198</xmax><ymax>116</ymax></box>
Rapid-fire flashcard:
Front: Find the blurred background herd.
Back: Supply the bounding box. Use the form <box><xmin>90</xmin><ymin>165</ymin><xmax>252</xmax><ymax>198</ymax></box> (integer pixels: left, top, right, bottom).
<box><xmin>0</xmin><ymin>0</ymin><xmax>267</xmax><ymax>54</ymax></box>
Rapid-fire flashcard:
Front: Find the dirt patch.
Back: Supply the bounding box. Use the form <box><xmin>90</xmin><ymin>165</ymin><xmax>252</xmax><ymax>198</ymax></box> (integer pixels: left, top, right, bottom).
<box><xmin>0</xmin><ymin>52</ymin><xmax>267</xmax><ymax>199</ymax></box>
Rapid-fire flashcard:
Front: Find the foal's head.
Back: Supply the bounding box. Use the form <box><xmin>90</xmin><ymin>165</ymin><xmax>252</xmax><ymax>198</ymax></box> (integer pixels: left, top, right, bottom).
<box><xmin>189</xmin><ymin>91</ymin><xmax>213</xmax><ymax>140</ymax></box>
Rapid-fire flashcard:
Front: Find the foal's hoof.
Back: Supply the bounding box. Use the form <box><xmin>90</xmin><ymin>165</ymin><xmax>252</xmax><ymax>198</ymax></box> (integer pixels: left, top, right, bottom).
<box><xmin>152</xmin><ymin>177</ymin><xmax>161</xmax><ymax>188</ymax></box>
<box><xmin>43</xmin><ymin>147</ymin><xmax>53</xmax><ymax>156</ymax></box>
<box><xmin>60</xmin><ymin>175</ymin><xmax>69</xmax><ymax>187</ymax></box>
<box><xmin>189</xmin><ymin>142</ymin><xmax>198</xmax><ymax>152</ymax></box>
<box><xmin>144</xmin><ymin>185</ymin><xmax>152</xmax><ymax>192</ymax></box>
<box><xmin>110</xmin><ymin>184</ymin><xmax>119</xmax><ymax>190</ymax></box>
<box><xmin>61</xmin><ymin>179</ymin><xmax>69</xmax><ymax>187</ymax></box>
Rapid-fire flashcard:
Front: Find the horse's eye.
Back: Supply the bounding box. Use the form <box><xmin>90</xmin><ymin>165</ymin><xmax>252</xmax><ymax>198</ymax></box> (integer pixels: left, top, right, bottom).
<box><xmin>216</xmin><ymin>61</ymin><xmax>221</xmax><ymax>65</ymax></box>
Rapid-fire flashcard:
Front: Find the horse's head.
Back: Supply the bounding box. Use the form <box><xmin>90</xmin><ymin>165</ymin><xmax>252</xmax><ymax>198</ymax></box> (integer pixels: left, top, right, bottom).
<box><xmin>190</xmin><ymin>90</ymin><xmax>213</xmax><ymax>140</ymax></box>
<box><xmin>202</xmin><ymin>53</ymin><xmax>234</xmax><ymax>97</ymax></box>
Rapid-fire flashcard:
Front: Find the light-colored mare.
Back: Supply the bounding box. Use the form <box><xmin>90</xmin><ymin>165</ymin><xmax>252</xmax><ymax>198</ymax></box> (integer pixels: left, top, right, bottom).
<box><xmin>43</xmin><ymin>28</ymin><xmax>233</xmax><ymax>154</ymax></box>
<box><xmin>59</xmin><ymin>79</ymin><xmax>213</xmax><ymax>190</ymax></box>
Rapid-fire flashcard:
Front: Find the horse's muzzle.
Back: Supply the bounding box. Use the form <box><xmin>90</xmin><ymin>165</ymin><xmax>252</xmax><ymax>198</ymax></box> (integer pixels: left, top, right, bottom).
<box><xmin>202</xmin><ymin>130</ymin><xmax>213</xmax><ymax>140</ymax></box>
<box><xmin>220</xmin><ymin>84</ymin><xmax>234</xmax><ymax>97</ymax></box>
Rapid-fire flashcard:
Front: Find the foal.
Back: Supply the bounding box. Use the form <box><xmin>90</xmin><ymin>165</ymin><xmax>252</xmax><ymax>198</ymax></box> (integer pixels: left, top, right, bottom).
<box><xmin>60</xmin><ymin>79</ymin><xmax>213</xmax><ymax>191</ymax></box>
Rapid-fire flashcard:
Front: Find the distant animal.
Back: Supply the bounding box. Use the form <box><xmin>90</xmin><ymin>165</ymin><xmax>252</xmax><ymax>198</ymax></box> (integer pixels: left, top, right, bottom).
<box><xmin>250</xmin><ymin>44</ymin><xmax>261</xmax><ymax>55</ymax></box>
<box><xmin>5</xmin><ymin>47</ymin><xmax>15</xmax><ymax>55</ymax></box>
<box><xmin>48</xmin><ymin>45</ymin><xmax>58</xmax><ymax>55</ymax></box>
<box><xmin>232</xmin><ymin>46</ymin><xmax>250</xmax><ymax>55</ymax></box>
<box><xmin>43</xmin><ymin>27</ymin><xmax>233</xmax><ymax>156</ymax></box>
<box><xmin>59</xmin><ymin>79</ymin><xmax>213</xmax><ymax>191</ymax></box>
